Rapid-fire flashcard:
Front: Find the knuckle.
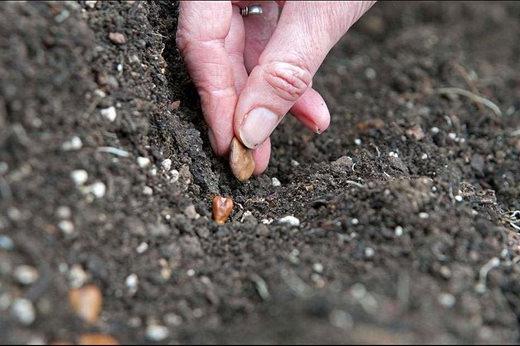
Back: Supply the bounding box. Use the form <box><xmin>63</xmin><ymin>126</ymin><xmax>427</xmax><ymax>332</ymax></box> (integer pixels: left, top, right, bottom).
<box><xmin>263</xmin><ymin>60</ymin><xmax>312</xmax><ymax>102</ymax></box>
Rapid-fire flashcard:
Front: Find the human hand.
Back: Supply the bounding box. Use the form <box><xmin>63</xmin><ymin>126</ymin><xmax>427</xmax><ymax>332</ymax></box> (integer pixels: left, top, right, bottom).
<box><xmin>177</xmin><ymin>1</ymin><xmax>375</xmax><ymax>176</ymax></box>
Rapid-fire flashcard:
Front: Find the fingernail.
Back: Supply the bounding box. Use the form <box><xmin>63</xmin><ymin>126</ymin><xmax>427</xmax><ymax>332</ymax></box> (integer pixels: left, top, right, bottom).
<box><xmin>239</xmin><ymin>108</ymin><xmax>279</xmax><ymax>149</ymax></box>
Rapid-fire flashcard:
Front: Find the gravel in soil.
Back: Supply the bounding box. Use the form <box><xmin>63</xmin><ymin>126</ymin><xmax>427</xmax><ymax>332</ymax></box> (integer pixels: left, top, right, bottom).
<box><xmin>1</xmin><ymin>1</ymin><xmax>519</xmax><ymax>344</ymax></box>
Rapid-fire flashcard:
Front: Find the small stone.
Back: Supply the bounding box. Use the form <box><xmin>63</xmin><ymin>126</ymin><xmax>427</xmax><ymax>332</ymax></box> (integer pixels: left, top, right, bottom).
<box><xmin>278</xmin><ymin>215</ymin><xmax>300</xmax><ymax>227</ymax></box>
<box><xmin>229</xmin><ymin>138</ymin><xmax>255</xmax><ymax>181</ymax></box>
<box><xmin>184</xmin><ymin>205</ymin><xmax>200</xmax><ymax>220</ymax></box>
<box><xmin>143</xmin><ymin>186</ymin><xmax>153</xmax><ymax>196</ymax></box>
<box><xmin>161</xmin><ymin>159</ymin><xmax>172</xmax><ymax>172</ymax></box>
<box><xmin>312</xmin><ymin>263</ymin><xmax>324</xmax><ymax>273</ymax></box>
<box><xmin>108</xmin><ymin>32</ymin><xmax>126</xmax><ymax>45</ymax></box>
<box><xmin>71</xmin><ymin>170</ymin><xmax>88</xmax><ymax>186</ymax></box>
<box><xmin>56</xmin><ymin>206</ymin><xmax>72</xmax><ymax>219</ymax></box>
<box><xmin>62</xmin><ymin>136</ymin><xmax>83</xmax><ymax>151</ymax></box>
<box><xmin>137</xmin><ymin>157</ymin><xmax>151</xmax><ymax>168</ymax></box>
<box><xmin>100</xmin><ymin>106</ymin><xmax>117</xmax><ymax>122</ymax></box>
<box><xmin>406</xmin><ymin>125</ymin><xmax>425</xmax><ymax>140</ymax></box>
<box><xmin>212</xmin><ymin>196</ymin><xmax>233</xmax><ymax>225</ymax></box>
<box><xmin>68</xmin><ymin>285</ymin><xmax>103</xmax><ymax>324</ymax></box>
<box><xmin>136</xmin><ymin>242</ymin><xmax>148</xmax><ymax>254</ymax></box>
<box><xmin>58</xmin><ymin>220</ymin><xmax>75</xmax><ymax>235</ymax></box>
<box><xmin>68</xmin><ymin>265</ymin><xmax>89</xmax><ymax>288</ymax></box>
<box><xmin>351</xmin><ymin>218</ymin><xmax>359</xmax><ymax>225</ymax></box>
<box><xmin>438</xmin><ymin>293</ymin><xmax>456</xmax><ymax>308</ymax></box>
<box><xmin>170</xmin><ymin>169</ymin><xmax>180</xmax><ymax>183</ymax></box>
<box><xmin>11</xmin><ymin>298</ymin><xmax>35</xmax><ymax>325</ymax></box>
<box><xmin>455</xmin><ymin>195</ymin><xmax>463</xmax><ymax>202</ymax></box>
<box><xmin>271</xmin><ymin>177</ymin><xmax>281</xmax><ymax>187</ymax></box>
<box><xmin>291</xmin><ymin>159</ymin><xmax>300</xmax><ymax>167</ymax></box>
<box><xmin>78</xmin><ymin>334</ymin><xmax>119</xmax><ymax>345</ymax></box>
<box><xmin>394</xmin><ymin>226</ymin><xmax>404</xmax><ymax>237</ymax></box>
<box><xmin>187</xmin><ymin>269</ymin><xmax>195</xmax><ymax>277</ymax></box>
<box><xmin>354</xmin><ymin>138</ymin><xmax>362</xmax><ymax>146</ymax></box>
<box><xmin>332</xmin><ymin>156</ymin><xmax>354</xmax><ymax>168</ymax></box>
<box><xmin>145</xmin><ymin>324</ymin><xmax>169</xmax><ymax>342</ymax></box>
<box><xmin>125</xmin><ymin>274</ymin><xmax>139</xmax><ymax>295</ymax></box>
<box><xmin>0</xmin><ymin>235</ymin><xmax>14</xmax><ymax>250</ymax></box>
<box><xmin>419</xmin><ymin>212</ymin><xmax>429</xmax><ymax>219</ymax></box>
<box><xmin>365</xmin><ymin>247</ymin><xmax>375</xmax><ymax>258</ymax></box>
<box><xmin>421</xmin><ymin>153</ymin><xmax>428</xmax><ymax>160</ymax></box>
<box><xmin>85</xmin><ymin>0</ymin><xmax>97</xmax><ymax>9</ymax></box>
<box><xmin>170</xmin><ymin>100</ymin><xmax>181</xmax><ymax>110</ymax></box>
<box><xmin>13</xmin><ymin>265</ymin><xmax>39</xmax><ymax>285</ymax></box>
<box><xmin>89</xmin><ymin>182</ymin><xmax>106</xmax><ymax>198</ymax></box>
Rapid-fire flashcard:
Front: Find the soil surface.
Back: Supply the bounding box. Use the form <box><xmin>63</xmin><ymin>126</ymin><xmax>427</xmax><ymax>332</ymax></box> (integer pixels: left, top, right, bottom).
<box><xmin>1</xmin><ymin>1</ymin><xmax>520</xmax><ymax>344</ymax></box>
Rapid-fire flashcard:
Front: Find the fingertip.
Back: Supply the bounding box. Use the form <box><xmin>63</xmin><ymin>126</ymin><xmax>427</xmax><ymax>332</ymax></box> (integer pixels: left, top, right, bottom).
<box><xmin>290</xmin><ymin>88</ymin><xmax>331</xmax><ymax>134</ymax></box>
<box><xmin>252</xmin><ymin>138</ymin><xmax>271</xmax><ymax>176</ymax></box>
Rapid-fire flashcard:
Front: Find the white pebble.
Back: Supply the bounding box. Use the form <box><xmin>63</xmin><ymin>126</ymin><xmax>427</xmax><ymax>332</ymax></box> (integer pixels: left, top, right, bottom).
<box><xmin>261</xmin><ymin>218</ymin><xmax>273</xmax><ymax>225</ymax></box>
<box><xmin>94</xmin><ymin>89</ymin><xmax>106</xmax><ymax>98</ymax></box>
<box><xmin>161</xmin><ymin>159</ymin><xmax>172</xmax><ymax>172</ymax></box>
<box><xmin>68</xmin><ymin>264</ymin><xmax>89</xmax><ymax>288</ymax></box>
<box><xmin>0</xmin><ymin>235</ymin><xmax>14</xmax><ymax>250</ymax></box>
<box><xmin>421</xmin><ymin>153</ymin><xmax>428</xmax><ymax>160</ymax></box>
<box><xmin>351</xmin><ymin>218</ymin><xmax>359</xmax><ymax>225</ymax></box>
<box><xmin>291</xmin><ymin>159</ymin><xmax>300</xmax><ymax>167</ymax></box>
<box><xmin>170</xmin><ymin>169</ymin><xmax>180</xmax><ymax>183</ymax></box>
<box><xmin>186</xmin><ymin>269</ymin><xmax>195</xmax><ymax>277</ymax></box>
<box><xmin>11</xmin><ymin>298</ymin><xmax>35</xmax><ymax>325</ymax></box>
<box><xmin>70</xmin><ymin>170</ymin><xmax>88</xmax><ymax>186</ymax></box>
<box><xmin>389</xmin><ymin>151</ymin><xmax>399</xmax><ymax>158</ymax></box>
<box><xmin>58</xmin><ymin>220</ymin><xmax>75</xmax><ymax>235</ymax></box>
<box><xmin>419</xmin><ymin>212</ymin><xmax>429</xmax><ymax>219</ymax></box>
<box><xmin>62</xmin><ymin>136</ymin><xmax>83</xmax><ymax>151</ymax></box>
<box><xmin>13</xmin><ymin>265</ymin><xmax>39</xmax><ymax>285</ymax></box>
<box><xmin>56</xmin><ymin>206</ymin><xmax>72</xmax><ymax>219</ymax></box>
<box><xmin>271</xmin><ymin>177</ymin><xmax>281</xmax><ymax>187</ymax></box>
<box><xmin>431</xmin><ymin>127</ymin><xmax>440</xmax><ymax>134</ymax></box>
<box><xmin>137</xmin><ymin>156</ymin><xmax>151</xmax><ymax>168</ymax></box>
<box><xmin>312</xmin><ymin>263</ymin><xmax>323</xmax><ymax>273</ymax></box>
<box><xmin>145</xmin><ymin>324</ymin><xmax>169</xmax><ymax>342</ymax></box>
<box><xmin>143</xmin><ymin>186</ymin><xmax>153</xmax><ymax>196</ymax></box>
<box><xmin>394</xmin><ymin>226</ymin><xmax>404</xmax><ymax>237</ymax></box>
<box><xmin>90</xmin><ymin>182</ymin><xmax>106</xmax><ymax>198</ymax></box>
<box><xmin>136</xmin><ymin>242</ymin><xmax>149</xmax><ymax>254</ymax></box>
<box><xmin>365</xmin><ymin>247</ymin><xmax>375</xmax><ymax>258</ymax></box>
<box><xmin>126</xmin><ymin>274</ymin><xmax>139</xmax><ymax>294</ymax></box>
<box><xmin>354</xmin><ymin>138</ymin><xmax>362</xmax><ymax>146</ymax></box>
<box><xmin>100</xmin><ymin>106</ymin><xmax>117</xmax><ymax>122</ymax></box>
<box><xmin>455</xmin><ymin>195</ymin><xmax>463</xmax><ymax>202</ymax></box>
<box><xmin>278</xmin><ymin>215</ymin><xmax>300</xmax><ymax>227</ymax></box>
<box><xmin>85</xmin><ymin>0</ymin><xmax>97</xmax><ymax>8</ymax></box>
<box><xmin>438</xmin><ymin>293</ymin><xmax>456</xmax><ymax>308</ymax></box>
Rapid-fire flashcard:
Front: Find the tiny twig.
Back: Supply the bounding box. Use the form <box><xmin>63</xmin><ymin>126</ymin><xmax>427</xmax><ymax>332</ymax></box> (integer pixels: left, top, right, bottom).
<box><xmin>436</xmin><ymin>87</ymin><xmax>502</xmax><ymax>117</ymax></box>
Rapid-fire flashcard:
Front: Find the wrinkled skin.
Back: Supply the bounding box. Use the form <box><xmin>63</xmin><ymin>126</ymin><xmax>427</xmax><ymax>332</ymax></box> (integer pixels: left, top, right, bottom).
<box><xmin>176</xmin><ymin>1</ymin><xmax>375</xmax><ymax>175</ymax></box>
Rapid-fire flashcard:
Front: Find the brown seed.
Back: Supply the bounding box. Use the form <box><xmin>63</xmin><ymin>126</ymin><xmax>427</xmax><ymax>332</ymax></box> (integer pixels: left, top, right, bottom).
<box><xmin>212</xmin><ymin>196</ymin><xmax>234</xmax><ymax>225</ymax></box>
<box><xmin>108</xmin><ymin>32</ymin><xmax>126</xmax><ymax>45</ymax></box>
<box><xmin>68</xmin><ymin>284</ymin><xmax>103</xmax><ymax>324</ymax></box>
<box><xmin>78</xmin><ymin>334</ymin><xmax>119</xmax><ymax>345</ymax></box>
<box><xmin>229</xmin><ymin>137</ymin><xmax>255</xmax><ymax>181</ymax></box>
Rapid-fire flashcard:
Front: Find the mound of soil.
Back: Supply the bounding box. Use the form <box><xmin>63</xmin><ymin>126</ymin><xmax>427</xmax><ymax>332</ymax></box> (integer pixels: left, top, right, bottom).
<box><xmin>1</xmin><ymin>1</ymin><xmax>519</xmax><ymax>344</ymax></box>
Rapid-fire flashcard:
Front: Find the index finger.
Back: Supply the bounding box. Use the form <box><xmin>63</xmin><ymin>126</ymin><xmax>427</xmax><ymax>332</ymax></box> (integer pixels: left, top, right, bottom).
<box><xmin>176</xmin><ymin>1</ymin><xmax>236</xmax><ymax>156</ymax></box>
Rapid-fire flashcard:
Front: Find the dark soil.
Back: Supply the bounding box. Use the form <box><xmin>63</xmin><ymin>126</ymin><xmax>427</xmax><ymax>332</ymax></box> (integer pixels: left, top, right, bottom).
<box><xmin>1</xmin><ymin>1</ymin><xmax>520</xmax><ymax>344</ymax></box>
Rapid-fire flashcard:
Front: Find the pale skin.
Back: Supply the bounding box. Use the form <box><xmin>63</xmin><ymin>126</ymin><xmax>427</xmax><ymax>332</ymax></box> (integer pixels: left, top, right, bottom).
<box><xmin>176</xmin><ymin>1</ymin><xmax>375</xmax><ymax>175</ymax></box>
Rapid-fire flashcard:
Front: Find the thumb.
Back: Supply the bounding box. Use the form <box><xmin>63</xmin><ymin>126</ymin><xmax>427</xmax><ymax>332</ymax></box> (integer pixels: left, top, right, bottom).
<box><xmin>234</xmin><ymin>1</ymin><xmax>374</xmax><ymax>149</ymax></box>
